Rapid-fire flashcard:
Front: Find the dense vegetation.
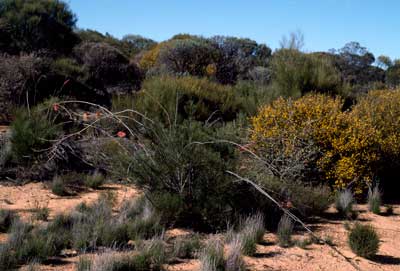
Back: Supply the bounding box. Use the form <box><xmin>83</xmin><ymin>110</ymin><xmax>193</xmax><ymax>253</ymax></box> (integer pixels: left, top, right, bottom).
<box><xmin>0</xmin><ymin>0</ymin><xmax>398</xmax><ymax>269</ymax></box>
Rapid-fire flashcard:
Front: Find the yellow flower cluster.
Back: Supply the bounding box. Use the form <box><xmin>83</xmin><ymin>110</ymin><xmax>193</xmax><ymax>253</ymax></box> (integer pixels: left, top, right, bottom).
<box><xmin>251</xmin><ymin>90</ymin><xmax>400</xmax><ymax>193</ymax></box>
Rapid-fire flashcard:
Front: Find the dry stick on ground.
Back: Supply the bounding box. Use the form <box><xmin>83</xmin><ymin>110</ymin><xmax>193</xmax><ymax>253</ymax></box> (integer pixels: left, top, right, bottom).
<box><xmin>226</xmin><ymin>171</ymin><xmax>362</xmax><ymax>271</ymax></box>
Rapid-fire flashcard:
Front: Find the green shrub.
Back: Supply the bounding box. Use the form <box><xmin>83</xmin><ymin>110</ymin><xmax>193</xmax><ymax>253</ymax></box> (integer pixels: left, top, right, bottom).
<box><xmin>84</xmin><ymin>170</ymin><xmax>106</xmax><ymax>189</ymax></box>
<box><xmin>335</xmin><ymin>189</ymin><xmax>355</xmax><ymax>218</ymax></box>
<box><xmin>130</xmin><ymin>121</ymin><xmax>238</xmax><ymax>230</ymax></box>
<box><xmin>277</xmin><ymin>214</ymin><xmax>294</xmax><ymax>247</ymax></box>
<box><xmin>51</xmin><ymin>175</ymin><xmax>68</xmax><ymax>196</ymax></box>
<box><xmin>368</xmin><ymin>186</ymin><xmax>381</xmax><ymax>214</ymax></box>
<box><xmin>295</xmin><ymin>238</ymin><xmax>313</xmax><ymax>249</ymax></box>
<box><xmin>235</xmin><ymin>213</ymin><xmax>265</xmax><ymax>256</ymax></box>
<box><xmin>0</xmin><ymin>209</ymin><xmax>17</xmax><ymax>232</ymax></box>
<box><xmin>77</xmin><ymin>256</ymin><xmax>92</xmax><ymax>271</ymax></box>
<box><xmin>138</xmin><ymin>236</ymin><xmax>167</xmax><ymax>270</ymax></box>
<box><xmin>348</xmin><ymin>223</ymin><xmax>379</xmax><ymax>259</ymax></box>
<box><xmin>10</xmin><ymin>107</ymin><xmax>60</xmax><ymax>163</ymax></box>
<box><xmin>32</xmin><ymin>206</ymin><xmax>50</xmax><ymax>221</ymax></box>
<box><xmin>172</xmin><ymin>235</ymin><xmax>202</xmax><ymax>259</ymax></box>
<box><xmin>135</xmin><ymin>76</ymin><xmax>240</xmax><ymax>124</ymax></box>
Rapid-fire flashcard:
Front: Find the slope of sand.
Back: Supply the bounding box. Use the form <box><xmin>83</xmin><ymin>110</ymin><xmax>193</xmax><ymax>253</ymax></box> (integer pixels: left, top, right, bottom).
<box><xmin>0</xmin><ymin>182</ymin><xmax>399</xmax><ymax>271</ymax></box>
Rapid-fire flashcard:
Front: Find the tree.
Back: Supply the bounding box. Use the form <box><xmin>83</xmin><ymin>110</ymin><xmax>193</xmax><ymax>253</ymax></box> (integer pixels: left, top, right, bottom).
<box><xmin>0</xmin><ymin>0</ymin><xmax>79</xmax><ymax>54</ymax></box>
<box><xmin>157</xmin><ymin>38</ymin><xmax>218</xmax><ymax>77</ymax></box>
<box><xmin>74</xmin><ymin>42</ymin><xmax>143</xmax><ymax>94</ymax></box>
<box><xmin>211</xmin><ymin>36</ymin><xmax>272</xmax><ymax>84</ymax></box>
<box><xmin>376</xmin><ymin>55</ymin><xmax>393</xmax><ymax>69</ymax></box>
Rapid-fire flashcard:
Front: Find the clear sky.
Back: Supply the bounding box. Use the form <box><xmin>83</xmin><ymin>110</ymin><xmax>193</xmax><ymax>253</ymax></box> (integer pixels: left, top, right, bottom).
<box><xmin>67</xmin><ymin>0</ymin><xmax>399</xmax><ymax>59</ymax></box>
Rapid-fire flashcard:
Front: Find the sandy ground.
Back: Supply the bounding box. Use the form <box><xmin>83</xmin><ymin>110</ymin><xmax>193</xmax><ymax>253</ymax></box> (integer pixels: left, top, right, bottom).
<box><xmin>0</xmin><ymin>182</ymin><xmax>399</xmax><ymax>271</ymax></box>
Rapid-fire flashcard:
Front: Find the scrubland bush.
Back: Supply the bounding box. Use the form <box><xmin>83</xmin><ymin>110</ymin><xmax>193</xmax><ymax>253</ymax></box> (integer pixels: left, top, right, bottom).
<box><xmin>129</xmin><ymin>121</ymin><xmax>239</xmax><ymax>230</ymax></box>
<box><xmin>335</xmin><ymin>190</ymin><xmax>355</xmax><ymax>218</ymax></box>
<box><xmin>84</xmin><ymin>170</ymin><xmax>106</xmax><ymax>189</ymax></box>
<box><xmin>135</xmin><ymin>76</ymin><xmax>240</xmax><ymax>124</ymax></box>
<box><xmin>348</xmin><ymin>223</ymin><xmax>379</xmax><ymax>259</ymax></box>
<box><xmin>51</xmin><ymin>175</ymin><xmax>68</xmax><ymax>196</ymax></box>
<box><xmin>277</xmin><ymin>214</ymin><xmax>294</xmax><ymax>247</ymax></box>
<box><xmin>172</xmin><ymin>235</ymin><xmax>202</xmax><ymax>259</ymax></box>
<box><xmin>368</xmin><ymin>186</ymin><xmax>381</xmax><ymax>214</ymax></box>
<box><xmin>0</xmin><ymin>209</ymin><xmax>17</xmax><ymax>232</ymax></box>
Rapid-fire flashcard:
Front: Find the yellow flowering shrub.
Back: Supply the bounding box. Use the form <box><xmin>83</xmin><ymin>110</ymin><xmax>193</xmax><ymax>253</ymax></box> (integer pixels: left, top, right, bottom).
<box><xmin>251</xmin><ymin>93</ymin><xmax>385</xmax><ymax>193</ymax></box>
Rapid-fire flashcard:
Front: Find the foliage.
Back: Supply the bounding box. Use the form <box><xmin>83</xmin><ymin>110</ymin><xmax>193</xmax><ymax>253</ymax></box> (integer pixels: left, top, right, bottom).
<box><xmin>135</xmin><ymin>76</ymin><xmax>241</xmax><ymax>124</ymax></box>
<box><xmin>172</xmin><ymin>235</ymin><xmax>202</xmax><ymax>259</ymax></box>
<box><xmin>270</xmin><ymin>49</ymin><xmax>341</xmax><ymax>97</ymax></box>
<box><xmin>10</xmin><ymin>106</ymin><xmax>60</xmax><ymax>163</ymax></box>
<box><xmin>74</xmin><ymin>42</ymin><xmax>143</xmax><ymax>94</ymax></box>
<box><xmin>225</xmin><ymin>236</ymin><xmax>245</xmax><ymax>271</ymax></box>
<box><xmin>335</xmin><ymin>190</ymin><xmax>355</xmax><ymax>218</ymax></box>
<box><xmin>277</xmin><ymin>214</ymin><xmax>294</xmax><ymax>247</ymax></box>
<box><xmin>51</xmin><ymin>175</ymin><xmax>69</xmax><ymax>196</ymax></box>
<box><xmin>251</xmin><ymin>93</ymin><xmax>383</xmax><ymax>193</ymax></box>
<box><xmin>199</xmin><ymin>238</ymin><xmax>225</xmax><ymax>271</ymax></box>
<box><xmin>348</xmin><ymin>223</ymin><xmax>379</xmax><ymax>259</ymax></box>
<box><xmin>0</xmin><ymin>0</ymin><xmax>79</xmax><ymax>54</ymax></box>
<box><xmin>84</xmin><ymin>170</ymin><xmax>106</xmax><ymax>189</ymax></box>
<box><xmin>129</xmin><ymin>121</ymin><xmax>238</xmax><ymax>230</ymax></box>
<box><xmin>367</xmin><ymin>186</ymin><xmax>381</xmax><ymax>214</ymax></box>
<box><xmin>0</xmin><ymin>209</ymin><xmax>17</xmax><ymax>232</ymax></box>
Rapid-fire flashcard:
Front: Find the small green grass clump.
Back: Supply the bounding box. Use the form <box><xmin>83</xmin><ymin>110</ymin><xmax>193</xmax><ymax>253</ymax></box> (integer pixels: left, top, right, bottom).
<box><xmin>33</xmin><ymin>206</ymin><xmax>50</xmax><ymax>221</ymax></box>
<box><xmin>84</xmin><ymin>170</ymin><xmax>106</xmax><ymax>189</ymax></box>
<box><xmin>199</xmin><ymin>238</ymin><xmax>225</xmax><ymax>271</ymax></box>
<box><xmin>277</xmin><ymin>214</ymin><xmax>294</xmax><ymax>247</ymax></box>
<box><xmin>348</xmin><ymin>223</ymin><xmax>379</xmax><ymax>259</ymax></box>
<box><xmin>51</xmin><ymin>175</ymin><xmax>68</xmax><ymax>196</ymax></box>
<box><xmin>0</xmin><ymin>209</ymin><xmax>17</xmax><ymax>232</ymax></box>
<box><xmin>335</xmin><ymin>189</ymin><xmax>355</xmax><ymax>218</ymax></box>
<box><xmin>173</xmin><ymin>234</ymin><xmax>202</xmax><ymax>259</ymax></box>
<box><xmin>367</xmin><ymin>186</ymin><xmax>381</xmax><ymax>215</ymax></box>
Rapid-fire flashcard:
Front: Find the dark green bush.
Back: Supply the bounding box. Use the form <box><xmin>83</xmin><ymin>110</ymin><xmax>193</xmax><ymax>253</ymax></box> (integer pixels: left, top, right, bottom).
<box><xmin>0</xmin><ymin>209</ymin><xmax>17</xmax><ymax>232</ymax></box>
<box><xmin>348</xmin><ymin>223</ymin><xmax>379</xmax><ymax>259</ymax></box>
<box><xmin>129</xmin><ymin>121</ymin><xmax>239</xmax><ymax>230</ymax></box>
<box><xmin>10</xmin><ymin>107</ymin><xmax>60</xmax><ymax>163</ymax></box>
<box><xmin>51</xmin><ymin>175</ymin><xmax>68</xmax><ymax>196</ymax></box>
<box><xmin>368</xmin><ymin>186</ymin><xmax>381</xmax><ymax>215</ymax></box>
<box><xmin>84</xmin><ymin>171</ymin><xmax>106</xmax><ymax>189</ymax></box>
<box><xmin>172</xmin><ymin>235</ymin><xmax>202</xmax><ymax>259</ymax></box>
<box><xmin>135</xmin><ymin>76</ymin><xmax>240</xmax><ymax>124</ymax></box>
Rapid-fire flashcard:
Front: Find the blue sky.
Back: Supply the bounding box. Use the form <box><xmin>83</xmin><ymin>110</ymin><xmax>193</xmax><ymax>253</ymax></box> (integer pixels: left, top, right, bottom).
<box><xmin>68</xmin><ymin>0</ymin><xmax>399</xmax><ymax>59</ymax></box>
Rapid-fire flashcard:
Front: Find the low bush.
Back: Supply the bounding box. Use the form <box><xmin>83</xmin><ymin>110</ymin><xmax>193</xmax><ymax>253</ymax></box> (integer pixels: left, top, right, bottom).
<box><xmin>277</xmin><ymin>214</ymin><xmax>294</xmax><ymax>247</ymax></box>
<box><xmin>51</xmin><ymin>175</ymin><xmax>69</xmax><ymax>196</ymax></box>
<box><xmin>84</xmin><ymin>170</ymin><xmax>106</xmax><ymax>189</ymax></box>
<box><xmin>32</xmin><ymin>205</ymin><xmax>50</xmax><ymax>221</ymax></box>
<box><xmin>335</xmin><ymin>189</ymin><xmax>355</xmax><ymax>218</ymax></box>
<box><xmin>172</xmin><ymin>235</ymin><xmax>202</xmax><ymax>259</ymax></box>
<box><xmin>199</xmin><ymin>238</ymin><xmax>225</xmax><ymax>271</ymax></box>
<box><xmin>0</xmin><ymin>209</ymin><xmax>17</xmax><ymax>232</ymax></box>
<box><xmin>348</xmin><ymin>223</ymin><xmax>379</xmax><ymax>259</ymax></box>
<box><xmin>129</xmin><ymin>121</ymin><xmax>239</xmax><ymax>230</ymax></box>
<box><xmin>10</xmin><ymin>107</ymin><xmax>61</xmax><ymax>163</ymax></box>
<box><xmin>368</xmin><ymin>186</ymin><xmax>381</xmax><ymax>214</ymax></box>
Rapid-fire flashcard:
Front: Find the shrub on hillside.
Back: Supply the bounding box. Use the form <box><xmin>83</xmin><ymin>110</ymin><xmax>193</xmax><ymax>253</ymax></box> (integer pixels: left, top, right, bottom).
<box><xmin>348</xmin><ymin>223</ymin><xmax>379</xmax><ymax>259</ymax></box>
<box><xmin>0</xmin><ymin>209</ymin><xmax>17</xmax><ymax>232</ymax></box>
<box><xmin>277</xmin><ymin>214</ymin><xmax>294</xmax><ymax>247</ymax></box>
